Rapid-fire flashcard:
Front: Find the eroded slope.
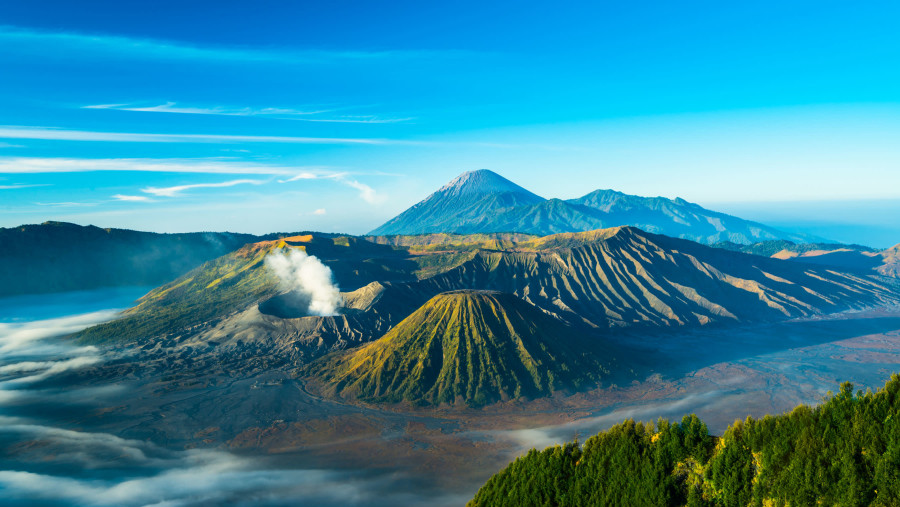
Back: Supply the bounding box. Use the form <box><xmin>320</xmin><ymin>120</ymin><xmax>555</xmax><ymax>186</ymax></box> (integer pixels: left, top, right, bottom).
<box><xmin>307</xmin><ymin>290</ymin><xmax>611</xmax><ymax>406</ymax></box>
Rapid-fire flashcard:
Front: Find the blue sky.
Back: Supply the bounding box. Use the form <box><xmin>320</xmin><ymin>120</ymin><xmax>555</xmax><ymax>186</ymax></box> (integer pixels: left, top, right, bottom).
<box><xmin>1</xmin><ymin>1</ymin><xmax>899</xmax><ymax>245</ymax></box>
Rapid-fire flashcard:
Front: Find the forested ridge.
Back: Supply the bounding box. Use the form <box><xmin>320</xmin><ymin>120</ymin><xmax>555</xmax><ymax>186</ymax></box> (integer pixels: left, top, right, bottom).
<box><xmin>470</xmin><ymin>374</ymin><xmax>900</xmax><ymax>506</ymax></box>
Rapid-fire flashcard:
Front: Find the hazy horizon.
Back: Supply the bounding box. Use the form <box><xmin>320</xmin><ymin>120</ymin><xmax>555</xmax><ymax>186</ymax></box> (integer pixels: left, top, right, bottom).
<box><xmin>4</xmin><ymin>183</ymin><xmax>899</xmax><ymax>248</ymax></box>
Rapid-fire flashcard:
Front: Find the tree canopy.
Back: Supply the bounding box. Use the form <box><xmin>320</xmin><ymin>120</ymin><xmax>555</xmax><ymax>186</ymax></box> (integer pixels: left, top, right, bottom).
<box><xmin>470</xmin><ymin>374</ymin><xmax>900</xmax><ymax>506</ymax></box>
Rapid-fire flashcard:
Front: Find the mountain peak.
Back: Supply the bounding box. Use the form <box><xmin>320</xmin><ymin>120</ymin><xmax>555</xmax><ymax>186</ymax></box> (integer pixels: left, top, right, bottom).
<box><xmin>437</xmin><ymin>169</ymin><xmax>543</xmax><ymax>200</ymax></box>
<box><xmin>367</xmin><ymin>169</ymin><xmax>545</xmax><ymax>235</ymax></box>
<box><xmin>369</xmin><ymin>170</ymin><xmax>814</xmax><ymax>244</ymax></box>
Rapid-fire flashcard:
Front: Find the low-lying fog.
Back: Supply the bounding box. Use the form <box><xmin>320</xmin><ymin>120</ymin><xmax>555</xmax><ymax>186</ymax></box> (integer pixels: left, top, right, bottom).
<box><xmin>0</xmin><ymin>288</ymin><xmax>468</xmax><ymax>507</ymax></box>
<box><xmin>2</xmin><ymin>288</ymin><xmax>899</xmax><ymax>506</ymax></box>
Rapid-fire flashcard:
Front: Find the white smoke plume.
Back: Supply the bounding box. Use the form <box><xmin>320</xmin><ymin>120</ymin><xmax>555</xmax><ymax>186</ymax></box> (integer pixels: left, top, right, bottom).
<box><xmin>264</xmin><ymin>249</ymin><xmax>343</xmax><ymax>316</ymax></box>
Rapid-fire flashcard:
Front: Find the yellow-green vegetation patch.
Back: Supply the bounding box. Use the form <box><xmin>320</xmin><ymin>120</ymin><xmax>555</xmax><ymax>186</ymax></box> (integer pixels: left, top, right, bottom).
<box><xmin>410</xmin><ymin>251</ymin><xmax>479</xmax><ymax>279</ymax></box>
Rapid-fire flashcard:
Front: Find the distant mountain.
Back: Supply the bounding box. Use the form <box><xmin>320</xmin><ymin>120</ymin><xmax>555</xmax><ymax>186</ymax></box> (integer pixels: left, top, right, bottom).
<box><xmin>306</xmin><ymin>290</ymin><xmax>611</xmax><ymax>406</ymax></box>
<box><xmin>712</xmin><ymin>239</ymin><xmax>878</xmax><ymax>258</ymax></box>
<box><xmin>713</xmin><ymin>239</ymin><xmax>900</xmax><ymax>277</ymax></box>
<box><xmin>0</xmin><ymin>222</ymin><xmax>264</xmax><ymax>298</ymax></box>
<box><xmin>0</xmin><ymin>222</ymin><xmax>322</xmax><ymax>298</ymax></box>
<box><xmin>369</xmin><ymin>169</ymin><xmax>817</xmax><ymax>245</ymax></box>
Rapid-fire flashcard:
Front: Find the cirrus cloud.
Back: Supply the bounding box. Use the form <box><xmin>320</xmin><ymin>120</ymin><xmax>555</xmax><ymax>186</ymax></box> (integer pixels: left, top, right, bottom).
<box><xmin>141</xmin><ymin>179</ymin><xmax>266</xmax><ymax>197</ymax></box>
<box><xmin>0</xmin><ymin>157</ymin><xmax>386</xmax><ymax>205</ymax></box>
<box><xmin>111</xmin><ymin>194</ymin><xmax>154</xmax><ymax>202</ymax></box>
<box><xmin>0</xmin><ymin>156</ymin><xmax>328</xmax><ymax>175</ymax></box>
<box><xmin>84</xmin><ymin>102</ymin><xmax>414</xmax><ymax>124</ymax></box>
<box><xmin>0</xmin><ymin>125</ymin><xmax>420</xmax><ymax>145</ymax></box>
<box><xmin>278</xmin><ymin>172</ymin><xmax>384</xmax><ymax>204</ymax></box>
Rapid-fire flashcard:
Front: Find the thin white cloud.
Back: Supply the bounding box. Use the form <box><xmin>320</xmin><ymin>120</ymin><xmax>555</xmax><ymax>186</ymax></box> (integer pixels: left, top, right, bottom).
<box><xmin>301</xmin><ymin>116</ymin><xmax>415</xmax><ymax>124</ymax></box>
<box><xmin>277</xmin><ymin>172</ymin><xmax>384</xmax><ymax>204</ymax></box>
<box><xmin>141</xmin><ymin>179</ymin><xmax>265</xmax><ymax>197</ymax></box>
<box><xmin>34</xmin><ymin>201</ymin><xmax>99</xmax><ymax>207</ymax></box>
<box><xmin>340</xmin><ymin>177</ymin><xmax>383</xmax><ymax>204</ymax></box>
<box><xmin>85</xmin><ymin>102</ymin><xmax>415</xmax><ymax>124</ymax></box>
<box><xmin>0</xmin><ymin>25</ymin><xmax>464</xmax><ymax>64</ymax></box>
<box><xmin>0</xmin><ymin>184</ymin><xmax>48</xmax><ymax>190</ymax></box>
<box><xmin>0</xmin><ymin>157</ymin><xmax>386</xmax><ymax>204</ymax></box>
<box><xmin>0</xmin><ymin>126</ymin><xmax>418</xmax><ymax>145</ymax></box>
<box><xmin>0</xmin><ymin>142</ymin><xmax>24</xmax><ymax>148</ymax></box>
<box><xmin>279</xmin><ymin>172</ymin><xmax>320</xmax><ymax>182</ymax></box>
<box><xmin>313</xmin><ymin>208</ymin><xmax>327</xmax><ymax>215</ymax></box>
<box><xmin>0</xmin><ymin>157</ymin><xmax>331</xmax><ymax>176</ymax></box>
<box><xmin>111</xmin><ymin>194</ymin><xmax>154</xmax><ymax>202</ymax></box>
<box><xmin>85</xmin><ymin>102</ymin><xmax>332</xmax><ymax>117</ymax></box>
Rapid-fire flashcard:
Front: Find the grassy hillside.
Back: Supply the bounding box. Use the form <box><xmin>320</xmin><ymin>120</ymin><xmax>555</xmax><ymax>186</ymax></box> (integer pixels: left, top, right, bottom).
<box><xmin>470</xmin><ymin>374</ymin><xmax>900</xmax><ymax>506</ymax></box>
<box><xmin>73</xmin><ymin>234</ymin><xmax>477</xmax><ymax>345</ymax></box>
<box><xmin>307</xmin><ymin>290</ymin><xmax>611</xmax><ymax>406</ymax></box>
<box><xmin>76</xmin><ymin>239</ymin><xmax>284</xmax><ymax>344</ymax></box>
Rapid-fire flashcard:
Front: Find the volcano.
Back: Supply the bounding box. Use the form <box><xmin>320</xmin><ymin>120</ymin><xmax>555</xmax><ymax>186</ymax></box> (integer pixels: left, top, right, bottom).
<box><xmin>307</xmin><ymin>290</ymin><xmax>612</xmax><ymax>406</ymax></box>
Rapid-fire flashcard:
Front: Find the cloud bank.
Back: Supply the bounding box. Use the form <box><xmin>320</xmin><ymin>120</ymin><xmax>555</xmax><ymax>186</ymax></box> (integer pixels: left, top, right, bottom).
<box><xmin>0</xmin><ymin>310</ymin><xmax>119</xmax><ymax>356</ymax></box>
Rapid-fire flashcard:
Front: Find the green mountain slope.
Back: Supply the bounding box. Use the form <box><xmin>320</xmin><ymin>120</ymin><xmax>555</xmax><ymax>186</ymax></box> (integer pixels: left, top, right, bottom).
<box><xmin>74</xmin><ymin>234</ymin><xmax>467</xmax><ymax>345</ymax></box>
<box><xmin>306</xmin><ymin>290</ymin><xmax>611</xmax><ymax>406</ymax></box>
<box><xmin>76</xmin><ymin>238</ymin><xmax>284</xmax><ymax>344</ymax></box>
<box><xmin>470</xmin><ymin>374</ymin><xmax>900</xmax><ymax>506</ymax></box>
